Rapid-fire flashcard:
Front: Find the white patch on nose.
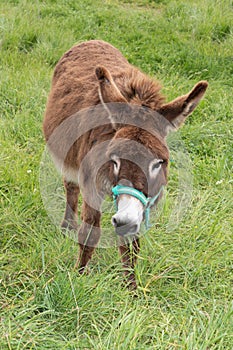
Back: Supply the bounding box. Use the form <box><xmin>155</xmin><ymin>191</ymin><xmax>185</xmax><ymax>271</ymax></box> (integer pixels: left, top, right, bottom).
<box><xmin>112</xmin><ymin>194</ymin><xmax>144</xmax><ymax>235</ymax></box>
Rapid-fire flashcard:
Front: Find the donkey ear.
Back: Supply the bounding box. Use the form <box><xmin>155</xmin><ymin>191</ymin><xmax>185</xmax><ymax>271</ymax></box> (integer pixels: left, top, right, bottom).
<box><xmin>158</xmin><ymin>81</ymin><xmax>208</xmax><ymax>132</ymax></box>
<box><xmin>95</xmin><ymin>66</ymin><xmax>130</xmax><ymax>129</ymax></box>
<box><xmin>95</xmin><ymin>66</ymin><xmax>128</xmax><ymax>104</ymax></box>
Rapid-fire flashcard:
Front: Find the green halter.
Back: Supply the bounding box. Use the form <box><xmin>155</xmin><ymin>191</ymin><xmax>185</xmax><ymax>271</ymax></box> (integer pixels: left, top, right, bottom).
<box><xmin>112</xmin><ymin>184</ymin><xmax>164</xmax><ymax>230</ymax></box>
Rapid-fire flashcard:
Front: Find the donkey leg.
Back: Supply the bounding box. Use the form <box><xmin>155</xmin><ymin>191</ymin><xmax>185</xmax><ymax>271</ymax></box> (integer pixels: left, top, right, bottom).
<box><xmin>75</xmin><ymin>201</ymin><xmax>101</xmax><ymax>273</ymax></box>
<box><xmin>132</xmin><ymin>238</ymin><xmax>140</xmax><ymax>266</ymax></box>
<box><xmin>119</xmin><ymin>238</ymin><xmax>139</xmax><ymax>290</ymax></box>
<box><xmin>61</xmin><ymin>180</ymin><xmax>80</xmax><ymax>231</ymax></box>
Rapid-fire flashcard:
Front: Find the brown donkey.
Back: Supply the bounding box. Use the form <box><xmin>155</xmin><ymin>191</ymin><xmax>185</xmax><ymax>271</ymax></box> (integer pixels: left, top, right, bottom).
<box><xmin>43</xmin><ymin>40</ymin><xmax>208</xmax><ymax>289</ymax></box>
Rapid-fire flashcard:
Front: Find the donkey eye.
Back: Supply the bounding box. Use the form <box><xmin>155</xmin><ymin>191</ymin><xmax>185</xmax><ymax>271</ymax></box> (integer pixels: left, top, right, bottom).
<box><xmin>112</xmin><ymin>159</ymin><xmax>120</xmax><ymax>171</ymax></box>
<box><xmin>110</xmin><ymin>155</ymin><xmax>121</xmax><ymax>175</ymax></box>
<box><xmin>149</xmin><ymin>159</ymin><xmax>166</xmax><ymax>178</ymax></box>
<box><xmin>152</xmin><ymin>159</ymin><xmax>165</xmax><ymax>170</ymax></box>
<box><xmin>152</xmin><ymin>162</ymin><xmax>161</xmax><ymax>170</ymax></box>
<box><xmin>159</xmin><ymin>159</ymin><xmax>165</xmax><ymax>164</ymax></box>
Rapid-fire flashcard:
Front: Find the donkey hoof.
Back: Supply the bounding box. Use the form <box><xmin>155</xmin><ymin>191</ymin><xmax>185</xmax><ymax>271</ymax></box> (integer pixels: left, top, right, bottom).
<box><xmin>127</xmin><ymin>280</ymin><xmax>137</xmax><ymax>291</ymax></box>
<box><xmin>77</xmin><ymin>265</ymin><xmax>90</xmax><ymax>275</ymax></box>
<box><xmin>124</xmin><ymin>275</ymin><xmax>137</xmax><ymax>290</ymax></box>
<box><xmin>61</xmin><ymin>219</ymin><xmax>78</xmax><ymax>231</ymax></box>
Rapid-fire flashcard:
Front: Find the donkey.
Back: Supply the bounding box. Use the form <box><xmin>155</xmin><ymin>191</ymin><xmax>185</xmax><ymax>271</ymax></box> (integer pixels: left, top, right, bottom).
<box><xmin>43</xmin><ymin>40</ymin><xmax>208</xmax><ymax>289</ymax></box>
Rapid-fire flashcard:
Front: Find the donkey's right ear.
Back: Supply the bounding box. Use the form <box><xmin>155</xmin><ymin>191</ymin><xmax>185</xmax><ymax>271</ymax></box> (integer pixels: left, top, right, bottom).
<box><xmin>95</xmin><ymin>66</ymin><xmax>128</xmax><ymax>104</ymax></box>
<box><xmin>95</xmin><ymin>66</ymin><xmax>130</xmax><ymax>129</ymax></box>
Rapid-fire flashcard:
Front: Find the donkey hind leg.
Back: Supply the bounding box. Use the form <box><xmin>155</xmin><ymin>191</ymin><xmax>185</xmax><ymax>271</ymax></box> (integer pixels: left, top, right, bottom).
<box><xmin>118</xmin><ymin>237</ymin><xmax>140</xmax><ymax>290</ymax></box>
<box><xmin>61</xmin><ymin>180</ymin><xmax>80</xmax><ymax>231</ymax></box>
<box><xmin>75</xmin><ymin>201</ymin><xmax>101</xmax><ymax>274</ymax></box>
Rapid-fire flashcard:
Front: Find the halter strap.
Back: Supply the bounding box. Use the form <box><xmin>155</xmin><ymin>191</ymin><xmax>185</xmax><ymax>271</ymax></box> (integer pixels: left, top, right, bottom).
<box><xmin>112</xmin><ymin>185</ymin><xmax>164</xmax><ymax>230</ymax></box>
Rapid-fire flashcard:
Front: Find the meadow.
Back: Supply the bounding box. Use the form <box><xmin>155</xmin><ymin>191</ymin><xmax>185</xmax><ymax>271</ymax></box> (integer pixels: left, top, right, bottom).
<box><xmin>0</xmin><ymin>0</ymin><xmax>233</xmax><ymax>349</ymax></box>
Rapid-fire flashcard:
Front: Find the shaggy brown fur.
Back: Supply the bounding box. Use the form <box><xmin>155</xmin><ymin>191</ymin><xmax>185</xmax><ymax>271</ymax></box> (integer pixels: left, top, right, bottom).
<box><xmin>43</xmin><ymin>41</ymin><xmax>164</xmax><ymax>139</ymax></box>
<box><xmin>43</xmin><ymin>40</ymin><xmax>208</xmax><ymax>289</ymax></box>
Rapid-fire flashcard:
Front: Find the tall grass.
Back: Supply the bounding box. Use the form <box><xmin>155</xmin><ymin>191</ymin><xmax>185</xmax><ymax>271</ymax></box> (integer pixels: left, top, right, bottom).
<box><xmin>1</xmin><ymin>0</ymin><xmax>233</xmax><ymax>349</ymax></box>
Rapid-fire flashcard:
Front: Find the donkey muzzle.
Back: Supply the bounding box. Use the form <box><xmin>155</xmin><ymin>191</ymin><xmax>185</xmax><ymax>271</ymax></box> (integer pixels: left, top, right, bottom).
<box><xmin>112</xmin><ymin>216</ymin><xmax>139</xmax><ymax>236</ymax></box>
<box><xmin>111</xmin><ymin>194</ymin><xmax>144</xmax><ymax>236</ymax></box>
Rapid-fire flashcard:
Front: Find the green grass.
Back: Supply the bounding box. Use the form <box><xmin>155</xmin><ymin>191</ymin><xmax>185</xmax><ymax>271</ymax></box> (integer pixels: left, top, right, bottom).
<box><xmin>1</xmin><ymin>0</ymin><xmax>233</xmax><ymax>349</ymax></box>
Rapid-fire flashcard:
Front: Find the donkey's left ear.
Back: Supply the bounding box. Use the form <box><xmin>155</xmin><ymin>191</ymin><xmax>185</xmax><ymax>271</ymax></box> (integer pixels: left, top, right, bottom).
<box><xmin>158</xmin><ymin>81</ymin><xmax>208</xmax><ymax>133</ymax></box>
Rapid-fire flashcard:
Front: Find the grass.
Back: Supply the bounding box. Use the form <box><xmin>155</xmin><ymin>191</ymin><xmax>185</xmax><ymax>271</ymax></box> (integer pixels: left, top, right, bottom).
<box><xmin>1</xmin><ymin>0</ymin><xmax>233</xmax><ymax>349</ymax></box>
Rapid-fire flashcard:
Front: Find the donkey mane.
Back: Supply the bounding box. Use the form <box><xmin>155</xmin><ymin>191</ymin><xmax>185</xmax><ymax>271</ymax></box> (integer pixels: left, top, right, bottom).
<box><xmin>115</xmin><ymin>68</ymin><xmax>165</xmax><ymax>109</ymax></box>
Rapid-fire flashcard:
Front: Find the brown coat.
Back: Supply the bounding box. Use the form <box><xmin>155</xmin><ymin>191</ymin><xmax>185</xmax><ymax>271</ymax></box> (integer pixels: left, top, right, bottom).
<box><xmin>43</xmin><ymin>40</ymin><xmax>208</xmax><ymax>288</ymax></box>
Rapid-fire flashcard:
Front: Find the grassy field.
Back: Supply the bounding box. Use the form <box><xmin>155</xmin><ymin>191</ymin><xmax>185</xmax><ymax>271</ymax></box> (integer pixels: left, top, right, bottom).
<box><xmin>1</xmin><ymin>0</ymin><xmax>233</xmax><ymax>349</ymax></box>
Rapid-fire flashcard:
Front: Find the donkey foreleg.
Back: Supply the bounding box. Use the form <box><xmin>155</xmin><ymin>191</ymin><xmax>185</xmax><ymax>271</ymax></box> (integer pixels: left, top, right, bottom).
<box><xmin>119</xmin><ymin>237</ymin><xmax>140</xmax><ymax>290</ymax></box>
<box><xmin>132</xmin><ymin>238</ymin><xmax>140</xmax><ymax>267</ymax></box>
<box><xmin>61</xmin><ymin>180</ymin><xmax>80</xmax><ymax>231</ymax></box>
<box><xmin>75</xmin><ymin>201</ymin><xmax>101</xmax><ymax>273</ymax></box>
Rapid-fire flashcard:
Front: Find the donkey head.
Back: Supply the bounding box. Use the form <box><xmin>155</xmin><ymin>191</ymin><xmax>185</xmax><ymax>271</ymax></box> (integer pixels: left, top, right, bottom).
<box><xmin>96</xmin><ymin>66</ymin><xmax>208</xmax><ymax>236</ymax></box>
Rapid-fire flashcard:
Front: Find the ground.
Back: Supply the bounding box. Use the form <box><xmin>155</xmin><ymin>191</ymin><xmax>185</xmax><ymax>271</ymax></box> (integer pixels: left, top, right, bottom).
<box><xmin>0</xmin><ymin>0</ymin><xmax>233</xmax><ymax>349</ymax></box>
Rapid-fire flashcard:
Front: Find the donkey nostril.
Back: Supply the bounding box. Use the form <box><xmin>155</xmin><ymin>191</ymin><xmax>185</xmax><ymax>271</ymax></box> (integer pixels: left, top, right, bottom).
<box><xmin>112</xmin><ymin>217</ymin><xmax>118</xmax><ymax>227</ymax></box>
<box><xmin>112</xmin><ymin>216</ymin><xmax>126</xmax><ymax>228</ymax></box>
